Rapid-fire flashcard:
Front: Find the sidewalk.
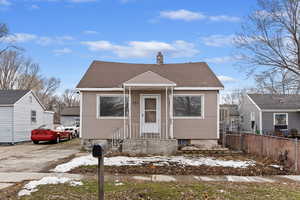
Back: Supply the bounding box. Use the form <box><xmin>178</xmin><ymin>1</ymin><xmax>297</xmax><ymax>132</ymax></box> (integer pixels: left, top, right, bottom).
<box><xmin>108</xmin><ymin>174</ymin><xmax>300</xmax><ymax>183</ymax></box>
<box><xmin>1</xmin><ymin>172</ymin><xmax>300</xmax><ymax>191</ymax></box>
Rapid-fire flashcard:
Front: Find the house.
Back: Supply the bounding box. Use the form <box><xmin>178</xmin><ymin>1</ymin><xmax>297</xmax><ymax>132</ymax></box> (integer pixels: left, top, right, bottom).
<box><xmin>220</xmin><ymin>104</ymin><xmax>240</xmax><ymax>132</ymax></box>
<box><xmin>0</xmin><ymin>90</ymin><xmax>54</xmax><ymax>144</ymax></box>
<box><xmin>239</xmin><ymin>93</ymin><xmax>300</xmax><ymax>134</ymax></box>
<box><xmin>77</xmin><ymin>52</ymin><xmax>223</xmax><ymax>153</ymax></box>
<box><xmin>60</xmin><ymin>106</ymin><xmax>80</xmax><ymax>127</ymax></box>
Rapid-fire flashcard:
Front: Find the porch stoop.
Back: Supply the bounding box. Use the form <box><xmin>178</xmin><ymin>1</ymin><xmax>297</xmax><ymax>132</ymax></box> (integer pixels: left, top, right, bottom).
<box><xmin>121</xmin><ymin>139</ymin><xmax>178</xmax><ymax>155</ymax></box>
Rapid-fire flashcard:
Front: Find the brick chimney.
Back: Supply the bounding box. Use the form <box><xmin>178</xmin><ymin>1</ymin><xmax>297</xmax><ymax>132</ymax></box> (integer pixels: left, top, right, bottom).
<box><xmin>156</xmin><ymin>52</ymin><xmax>163</xmax><ymax>65</ymax></box>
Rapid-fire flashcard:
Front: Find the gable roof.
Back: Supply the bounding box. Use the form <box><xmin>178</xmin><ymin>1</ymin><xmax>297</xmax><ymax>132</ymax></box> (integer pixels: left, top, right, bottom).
<box><xmin>61</xmin><ymin>106</ymin><xmax>80</xmax><ymax>116</ymax></box>
<box><xmin>0</xmin><ymin>90</ymin><xmax>30</xmax><ymax>105</ymax></box>
<box><xmin>77</xmin><ymin>61</ymin><xmax>223</xmax><ymax>88</ymax></box>
<box><xmin>123</xmin><ymin>71</ymin><xmax>176</xmax><ymax>86</ymax></box>
<box><xmin>248</xmin><ymin>94</ymin><xmax>300</xmax><ymax>110</ymax></box>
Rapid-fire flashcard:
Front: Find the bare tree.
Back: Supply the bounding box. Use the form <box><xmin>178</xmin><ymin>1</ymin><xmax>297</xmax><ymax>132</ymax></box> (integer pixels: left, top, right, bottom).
<box><xmin>37</xmin><ymin>77</ymin><xmax>61</xmax><ymax>109</ymax></box>
<box><xmin>17</xmin><ymin>59</ymin><xmax>43</xmax><ymax>91</ymax></box>
<box><xmin>0</xmin><ymin>51</ymin><xmax>23</xmax><ymax>89</ymax></box>
<box><xmin>0</xmin><ymin>23</ymin><xmax>10</xmax><ymax>55</ymax></box>
<box><xmin>235</xmin><ymin>0</ymin><xmax>300</xmax><ymax>76</ymax></box>
<box><xmin>61</xmin><ymin>89</ymin><xmax>79</xmax><ymax>107</ymax></box>
<box><xmin>222</xmin><ymin>89</ymin><xmax>249</xmax><ymax>105</ymax></box>
<box><xmin>253</xmin><ymin>68</ymin><xmax>300</xmax><ymax>94</ymax></box>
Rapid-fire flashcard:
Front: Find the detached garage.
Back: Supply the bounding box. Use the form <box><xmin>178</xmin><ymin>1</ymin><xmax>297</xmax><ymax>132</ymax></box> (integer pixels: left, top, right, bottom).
<box><xmin>0</xmin><ymin>90</ymin><xmax>54</xmax><ymax>144</ymax></box>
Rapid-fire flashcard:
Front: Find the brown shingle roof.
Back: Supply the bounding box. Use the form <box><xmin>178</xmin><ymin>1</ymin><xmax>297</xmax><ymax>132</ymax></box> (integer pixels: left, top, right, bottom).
<box><xmin>76</xmin><ymin>61</ymin><xmax>223</xmax><ymax>88</ymax></box>
<box><xmin>61</xmin><ymin>106</ymin><xmax>80</xmax><ymax>116</ymax></box>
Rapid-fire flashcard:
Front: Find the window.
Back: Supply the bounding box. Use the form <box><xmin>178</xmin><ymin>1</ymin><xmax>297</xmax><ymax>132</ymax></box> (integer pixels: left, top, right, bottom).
<box><xmin>274</xmin><ymin>113</ymin><xmax>288</xmax><ymax>126</ymax></box>
<box><xmin>31</xmin><ymin>110</ymin><xmax>37</xmax><ymax>123</ymax></box>
<box><xmin>173</xmin><ymin>95</ymin><xmax>203</xmax><ymax>118</ymax></box>
<box><xmin>250</xmin><ymin>112</ymin><xmax>255</xmax><ymax>121</ymax></box>
<box><xmin>97</xmin><ymin>95</ymin><xmax>128</xmax><ymax>118</ymax></box>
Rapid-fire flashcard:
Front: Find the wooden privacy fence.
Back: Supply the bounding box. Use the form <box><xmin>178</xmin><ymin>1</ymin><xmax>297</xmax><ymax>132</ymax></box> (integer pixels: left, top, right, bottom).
<box><xmin>225</xmin><ymin>133</ymin><xmax>299</xmax><ymax>172</ymax></box>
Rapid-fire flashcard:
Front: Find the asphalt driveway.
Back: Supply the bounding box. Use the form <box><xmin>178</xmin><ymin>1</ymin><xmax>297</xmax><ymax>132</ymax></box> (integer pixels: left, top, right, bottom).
<box><xmin>0</xmin><ymin>139</ymin><xmax>80</xmax><ymax>173</ymax></box>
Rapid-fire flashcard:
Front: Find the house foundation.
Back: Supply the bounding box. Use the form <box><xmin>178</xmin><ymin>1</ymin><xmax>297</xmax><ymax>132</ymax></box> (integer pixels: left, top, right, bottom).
<box><xmin>122</xmin><ymin>139</ymin><xmax>178</xmax><ymax>155</ymax></box>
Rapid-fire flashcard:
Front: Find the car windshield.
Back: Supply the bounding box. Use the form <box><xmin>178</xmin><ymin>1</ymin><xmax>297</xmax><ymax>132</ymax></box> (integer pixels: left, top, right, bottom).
<box><xmin>37</xmin><ymin>125</ymin><xmax>46</xmax><ymax>129</ymax></box>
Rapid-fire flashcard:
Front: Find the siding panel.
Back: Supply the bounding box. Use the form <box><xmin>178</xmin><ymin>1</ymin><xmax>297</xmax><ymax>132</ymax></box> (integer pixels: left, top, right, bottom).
<box><xmin>0</xmin><ymin>107</ymin><xmax>13</xmax><ymax>143</ymax></box>
<box><xmin>13</xmin><ymin>92</ymin><xmax>46</xmax><ymax>142</ymax></box>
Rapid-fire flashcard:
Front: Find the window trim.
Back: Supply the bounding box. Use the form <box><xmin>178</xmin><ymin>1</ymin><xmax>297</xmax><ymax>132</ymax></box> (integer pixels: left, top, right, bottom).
<box><xmin>273</xmin><ymin>113</ymin><xmax>288</xmax><ymax>126</ymax></box>
<box><xmin>31</xmin><ymin>110</ymin><xmax>37</xmax><ymax>124</ymax></box>
<box><xmin>173</xmin><ymin>94</ymin><xmax>205</xmax><ymax>119</ymax></box>
<box><xmin>96</xmin><ymin>94</ymin><xmax>128</xmax><ymax>119</ymax></box>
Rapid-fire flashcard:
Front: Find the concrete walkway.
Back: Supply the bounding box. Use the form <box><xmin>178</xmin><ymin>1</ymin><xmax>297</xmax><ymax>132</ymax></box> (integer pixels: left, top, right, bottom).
<box><xmin>124</xmin><ymin>174</ymin><xmax>300</xmax><ymax>183</ymax></box>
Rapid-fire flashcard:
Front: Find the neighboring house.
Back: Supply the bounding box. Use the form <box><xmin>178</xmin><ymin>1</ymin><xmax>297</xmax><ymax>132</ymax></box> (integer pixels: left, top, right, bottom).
<box><xmin>77</xmin><ymin>53</ymin><xmax>223</xmax><ymax>153</ymax></box>
<box><xmin>239</xmin><ymin>93</ymin><xmax>300</xmax><ymax>134</ymax></box>
<box><xmin>60</xmin><ymin>106</ymin><xmax>80</xmax><ymax>127</ymax></box>
<box><xmin>0</xmin><ymin>90</ymin><xmax>54</xmax><ymax>144</ymax></box>
<box><xmin>220</xmin><ymin>104</ymin><xmax>240</xmax><ymax>132</ymax></box>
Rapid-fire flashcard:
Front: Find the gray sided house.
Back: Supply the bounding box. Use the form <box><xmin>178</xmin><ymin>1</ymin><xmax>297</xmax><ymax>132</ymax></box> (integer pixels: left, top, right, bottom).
<box><xmin>0</xmin><ymin>90</ymin><xmax>54</xmax><ymax>144</ymax></box>
<box><xmin>220</xmin><ymin>104</ymin><xmax>240</xmax><ymax>132</ymax></box>
<box><xmin>60</xmin><ymin>106</ymin><xmax>80</xmax><ymax>127</ymax></box>
<box><xmin>77</xmin><ymin>53</ymin><xmax>223</xmax><ymax>153</ymax></box>
<box><xmin>239</xmin><ymin>94</ymin><xmax>300</xmax><ymax>134</ymax></box>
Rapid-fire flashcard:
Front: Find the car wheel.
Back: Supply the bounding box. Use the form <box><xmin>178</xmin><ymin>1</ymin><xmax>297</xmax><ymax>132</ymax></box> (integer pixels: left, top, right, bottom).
<box><xmin>33</xmin><ymin>141</ymin><xmax>39</xmax><ymax>144</ymax></box>
<box><xmin>68</xmin><ymin>134</ymin><xmax>71</xmax><ymax>141</ymax></box>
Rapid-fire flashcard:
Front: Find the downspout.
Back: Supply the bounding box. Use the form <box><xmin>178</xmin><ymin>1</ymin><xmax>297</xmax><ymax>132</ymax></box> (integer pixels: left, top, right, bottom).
<box><xmin>79</xmin><ymin>92</ymin><xmax>83</xmax><ymax>138</ymax></box>
<box><xmin>171</xmin><ymin>87</ymin><xmax>174</xmax><ymax>139</ymax></box>
<box><xmin>123</xmin><ymin>86</ymin><xmax>126</xmax><ymax>139</ymax></box>
<box><xmin>165</xmin><ymin>87</ymin><xmax>168</xmax><ymax>139</ymax></box>
<box><xmin>259</xmin><ymin>110</ymin><xmax>263</xmax><ymax>135</ymax></box>
<box><xmin>217</xmin><ymin>92</ymin><xmax>220</xmax><ymax>139</ymax></box>
<box><xmin>11</xmin><ymin>106</ymin><xmax>14</xmax><ymax>145</ymax></box>
<box><xmin>129</xmin><ymin>87</ymin><xmax>132</xmax><ymax>139</ymax></box>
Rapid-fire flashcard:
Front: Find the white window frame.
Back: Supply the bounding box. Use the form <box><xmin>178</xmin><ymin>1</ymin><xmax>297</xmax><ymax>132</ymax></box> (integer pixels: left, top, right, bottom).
<box><xmin>250</xmin><ymin>112</ymin><xmax>255</xmax><ymax>121</ymax></box>
<box><xmin>173</xmin><ymin>94</ymin><xmax>205</xmax><ymax>119</ymax></box>
<box><xmin>31</xmin><ymin>110</ymin><xmax>37</xmax><ymax>123</ymax></box>
<box><xmin>96</xmin><ymin>94</ymin><xmax>128</xmax><ymax>119</ymax></box>
<box><xmin>273</xmin><ymin>113</ymin><xmax>288</xmax><ymax>126</ymax></box>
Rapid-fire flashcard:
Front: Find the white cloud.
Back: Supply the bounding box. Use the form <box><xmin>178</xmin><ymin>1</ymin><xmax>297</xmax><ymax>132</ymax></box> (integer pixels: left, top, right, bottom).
<box><xmin>53</xmin><ymin>48</ymin><xmax>72</xmax><ymax>55</ymax></box>
<box><xmin>217</xmin><ymin>75</ymin><xmax>237</xmax><ymax>83</ymax></box>
<box><xmin>2</xmin><ymin>33</ymin><xmax>37</xmax><ymax>43</ymax></box>
<box><xmin>2</xmin><ymin>33</ymin><xmax>75</xmax><ymax>46</ymax></box>
<box><xmin>204</xmin><ymin>56</ymin><xmax>236</xmax><ymax>64</ymax></box>
<box><xmin>200</xmin><ymin>34</ymin><xmax>236</xmax><ymax>47</ymax></box>
<box><xmin>83</xmin><ymin>30</ymin><xmax>98</xmax><ymax>35</ymax></box>
<box><xmin>30</xmin><ymin>4</ymin><xmax>40</xmax><ymax>9</ymax></box>
<box><xmin>159</xmin><ymin>9</ymin><xmax>240</xmax><ymax>22</ymax></box>
<box><xmin>209</xmin><ymin>15</ymin><xmax>240</xmax><ymax>22</ymax></box>
<box><xmin>81</xmin><ymin>40</ymin><xmax>199</xmax><ymax>58</ymax></box>
<box><xmin>160</xmin><ymin>9</ymin><xmax>205</xmax><ymax>21</ymax></box>
<box><xmin>0</xmin><ymin>0</ymin><xmax>11</xmax><ymax>6</ymax></box>
<box><xmin>36</xmin><ymin>35</ymin><xmax>74</xmax><ymax>46</ymax></box>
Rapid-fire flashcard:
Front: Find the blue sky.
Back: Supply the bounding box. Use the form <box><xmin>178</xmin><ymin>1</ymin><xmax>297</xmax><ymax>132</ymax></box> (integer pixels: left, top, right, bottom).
<box><xmin>0</xmin><ymin>0</ymin><xmax>258</xmax><ymax>93</ymax></box>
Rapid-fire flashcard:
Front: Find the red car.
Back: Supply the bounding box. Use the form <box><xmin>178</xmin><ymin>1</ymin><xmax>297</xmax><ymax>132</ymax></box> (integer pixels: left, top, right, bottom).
<box><xmin>31</xmin><ymin>125</ymin><xmax>72</xmax><ymax>144</ymax></box>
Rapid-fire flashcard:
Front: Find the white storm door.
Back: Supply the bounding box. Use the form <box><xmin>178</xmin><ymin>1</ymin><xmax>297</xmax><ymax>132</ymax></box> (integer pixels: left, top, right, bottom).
<box><xmin>141</xmin><ymin>95</ymin><xmax>160</xmax><ymax>134</ymax></box>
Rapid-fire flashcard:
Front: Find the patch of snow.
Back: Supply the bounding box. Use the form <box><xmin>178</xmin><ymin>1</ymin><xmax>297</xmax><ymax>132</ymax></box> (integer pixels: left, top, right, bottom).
<box><xmin>270</xmin><ymin>164</ymin><xmax>283</xmax><ymax>170</ymax></box>
<box><xmin>53</xmin><ymin>155</ymin><xmax>256</xmax><ymax>173</ymax></box>
<box><xmin>18</xmin><ymin>177</ymin><xmax>83</xmax><ymax>196</ymax></box>
<box><xmin>115</xmin><ymin>182</ymin><xmax>124</xmax><ymax>186</ymax></box>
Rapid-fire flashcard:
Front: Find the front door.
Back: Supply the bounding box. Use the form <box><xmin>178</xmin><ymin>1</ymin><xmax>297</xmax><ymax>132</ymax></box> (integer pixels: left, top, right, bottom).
<box><xmin>140</xmin><ymin>95</ymin><xmax>160</xmax><ymax>135</ymax></box>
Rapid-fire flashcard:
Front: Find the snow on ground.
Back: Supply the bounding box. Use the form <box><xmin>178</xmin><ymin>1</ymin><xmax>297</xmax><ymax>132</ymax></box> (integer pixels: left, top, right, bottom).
<box><xmin>52</xmin><ymin>155</ymin><xmax>256</xmax><ymax>173</ymax></box>
<box><xmin>18</xmin><ymin>177</ymin><xmax>83</xmax><ymax>196</ymax></box>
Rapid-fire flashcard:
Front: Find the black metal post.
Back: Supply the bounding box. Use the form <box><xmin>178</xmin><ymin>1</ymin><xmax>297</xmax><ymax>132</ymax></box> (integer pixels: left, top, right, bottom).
<box><xmin>98</xmin><ymin>156</ymin><xmax>104</xmax><ymax>200</ymax></box>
